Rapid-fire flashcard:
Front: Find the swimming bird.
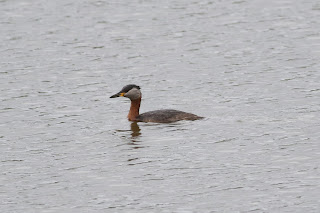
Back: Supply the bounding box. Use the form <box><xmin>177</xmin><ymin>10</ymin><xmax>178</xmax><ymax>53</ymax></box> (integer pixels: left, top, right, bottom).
<box><xmin>110</xmin><ymin>84</ymin><xmax>203</xmax><ymax>123</ymax></box>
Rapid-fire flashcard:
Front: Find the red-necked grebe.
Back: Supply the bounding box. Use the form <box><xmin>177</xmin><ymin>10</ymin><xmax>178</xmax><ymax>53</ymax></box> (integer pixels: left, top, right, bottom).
<box><xmin>110</xmin><ymin>84</ymin><xmax>203</xmax><ymax>123</ymax></box>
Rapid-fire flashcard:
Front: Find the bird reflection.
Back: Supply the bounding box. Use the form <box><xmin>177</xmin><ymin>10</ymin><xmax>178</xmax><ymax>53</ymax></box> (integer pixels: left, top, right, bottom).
<box><xmin>127</xmin><ymin>122</ymin><xmax>143</xmax><ymax>164</ymax></box>
<box><xmin>115</xmin><ymin>122</ymin><xmax>142</xmax><ymax>149</ymax></box>
<box><xmin>130</xmin><ymin>122</ymin><xmax>141</xmax><ymax>138</ymax></box>
<box><xmin>127</xmin><ymin>122</ymin><xmax>143</xmax><ymax>150</ymax></box>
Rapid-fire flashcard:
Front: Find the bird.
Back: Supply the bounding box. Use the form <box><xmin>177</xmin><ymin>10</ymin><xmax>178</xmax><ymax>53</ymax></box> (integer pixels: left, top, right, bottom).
<box><xmin>110</xmin><ymin>84</ymin><xmax>203</xmax><ymax>123</ymax></box>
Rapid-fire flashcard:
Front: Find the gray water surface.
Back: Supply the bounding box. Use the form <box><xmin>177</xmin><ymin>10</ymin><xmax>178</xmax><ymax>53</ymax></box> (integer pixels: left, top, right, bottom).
<box><xmin>1</xmin><ymin>0</ymin><xmax>320</xmax><ymax>212</ymax></box>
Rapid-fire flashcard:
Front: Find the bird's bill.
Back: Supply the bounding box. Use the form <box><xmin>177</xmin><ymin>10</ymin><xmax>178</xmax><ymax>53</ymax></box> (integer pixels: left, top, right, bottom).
<box><xmin>110</xmin><ymin>92</ymin><xmax>125</xmax><ymax>98</ymax></box>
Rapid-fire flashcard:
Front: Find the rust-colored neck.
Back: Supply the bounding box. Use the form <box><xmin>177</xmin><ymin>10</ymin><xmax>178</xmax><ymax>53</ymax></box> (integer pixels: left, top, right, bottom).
<box><xmin>128</xmin><ymin>97</ymin><xmax>141</xmax><ymax>121</ymax></box>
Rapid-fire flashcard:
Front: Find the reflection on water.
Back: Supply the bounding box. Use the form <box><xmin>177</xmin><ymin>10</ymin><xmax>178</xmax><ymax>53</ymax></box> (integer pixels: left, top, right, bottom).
<box><xmin>127</xmin><ymin>122</ymin><xmax>144</xmax><ymax>149</ymax></box>
<box><xmin>130</xmin><ymin>122</ymin><xmax>141</xmax><ymax>139</ymax></box>
<box><xmin>115</xmin><ymin>122</ymin><xmax>143</xmax><ymax>149</ymax></box>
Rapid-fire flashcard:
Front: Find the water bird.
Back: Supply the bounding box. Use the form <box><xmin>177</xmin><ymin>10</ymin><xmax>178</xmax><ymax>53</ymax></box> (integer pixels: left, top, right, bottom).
<box><xmin>110</xmin><ymin>84</ymin><xmax>203</xmax><ymax>123</ymax></box>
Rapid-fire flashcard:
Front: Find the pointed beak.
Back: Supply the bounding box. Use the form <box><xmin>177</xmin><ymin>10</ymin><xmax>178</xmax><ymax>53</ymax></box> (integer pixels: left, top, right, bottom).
<box><xmin>110</xmin><ymin>92</ymin><xmax>125</xmax><ymax>98</ymax></box>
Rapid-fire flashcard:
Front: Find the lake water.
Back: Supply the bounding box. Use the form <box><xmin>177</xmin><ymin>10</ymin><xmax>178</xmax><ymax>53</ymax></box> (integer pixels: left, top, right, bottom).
<box><xmin>1</xmin><ymin>0</ymin><xmax>320</xmax><ymax>212</ymax></box>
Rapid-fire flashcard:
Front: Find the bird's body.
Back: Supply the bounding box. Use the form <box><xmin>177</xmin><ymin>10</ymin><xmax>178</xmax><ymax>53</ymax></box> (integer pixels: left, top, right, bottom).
<box><xmin>110</xmin><ymin>84</ymin><xmax>203</xmax><ymax>123</ymax></box>
<box><xmin>137</xmin><ymin>109</ymin><xmax>202</xmax><ymax>123</ymax></box>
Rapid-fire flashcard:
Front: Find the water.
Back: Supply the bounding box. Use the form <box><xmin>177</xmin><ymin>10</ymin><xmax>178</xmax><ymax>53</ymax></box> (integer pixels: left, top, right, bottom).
<box><xmin>1</xmin><ymin>0</ymin><xmax>320</xmax><ymax>212</ymax></box>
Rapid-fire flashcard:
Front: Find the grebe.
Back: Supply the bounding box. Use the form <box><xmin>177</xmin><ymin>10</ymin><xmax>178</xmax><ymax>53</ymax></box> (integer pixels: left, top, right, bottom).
<box><xmin>110</xmin><ymin>84</ymin><xmax>203</xmax><ymax>123</ymax></box>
